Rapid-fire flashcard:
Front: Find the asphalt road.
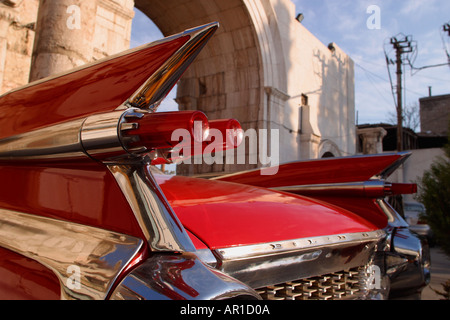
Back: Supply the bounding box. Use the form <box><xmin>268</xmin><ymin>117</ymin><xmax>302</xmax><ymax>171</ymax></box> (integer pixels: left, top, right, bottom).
<box><xmin>421</xmin><ymin>247</ymin><xmax>450</xmax><ymax>300</ymax></box>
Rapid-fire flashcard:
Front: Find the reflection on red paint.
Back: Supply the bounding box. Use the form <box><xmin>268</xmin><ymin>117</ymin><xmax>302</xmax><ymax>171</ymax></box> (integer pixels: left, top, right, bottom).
<box><xmin>156</xmin><ymin>174</ymin><xmax>378</xmax><ymax>249</ymax></box>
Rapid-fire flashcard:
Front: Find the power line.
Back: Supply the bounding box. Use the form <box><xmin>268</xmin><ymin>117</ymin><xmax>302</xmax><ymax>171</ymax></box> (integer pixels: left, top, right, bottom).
<box><xmin>409</xmin><ymin>22</ymin><xmax>450</xmax><ymax>74</ymax></box>
<box><xmin>355</xmin><ymin>62</ymin><xmax>390</xmax><ymax>83</ymax></box>
<box><xmin>411</xmin><ymin>62</ymin><xmax>450</xmax><ymax>74</ymax></box>
<box><xmin>361</xmin><ymin>70</ymin><xmax>395</xmax><ymax>106</ymax></box>
<box><xmin>354</xmin><ymin>62</ymin><xmax>397</xmax><ymax>109</ymax></box>
<box><xmin>412</xmin><ymin>72</ymin><xmax>450</xmax><ymax>83</ymax></box>
<box><xmin>384</xmin><ymin>49</ymin><xmax>398</xmax><ymax>112</ymax></box>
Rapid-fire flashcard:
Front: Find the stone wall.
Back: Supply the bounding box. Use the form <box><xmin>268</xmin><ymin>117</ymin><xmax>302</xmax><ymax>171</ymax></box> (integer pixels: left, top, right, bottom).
<box><xmin>93</xmin><ymin>0</ymin><xmax>135</xmax><ymax>60</ymax></box>
<box><xmin>420</xmin><ymin>94</ymin><xmax>450</xmax><ymax>136</ymax></box>
<box><xmin>0</xmin><ymin>0</ymin><xmax>134</xmax><ymax>91</ymax></box>
<box><xmin>0</xmin><ymin>0</ymin><xmax>38</xmax><ymax>94</ymax></box>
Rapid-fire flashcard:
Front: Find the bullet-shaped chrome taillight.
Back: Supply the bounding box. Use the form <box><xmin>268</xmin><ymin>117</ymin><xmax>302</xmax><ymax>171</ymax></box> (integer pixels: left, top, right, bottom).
<box><xmin>0</xmin><ymin>106</ymin><xmax>243</xmax><ymax>165</ymax></box>
<box><xmin>122</xmin><ymin>110</ymin><xmax>210</xmax><ymax>152</ymax></box>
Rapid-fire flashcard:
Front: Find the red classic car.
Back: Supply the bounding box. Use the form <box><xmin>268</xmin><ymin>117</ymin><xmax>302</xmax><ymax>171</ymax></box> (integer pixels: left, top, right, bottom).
<box><xmin>0</xmin><ymin>23</ymin><xmax>429</xmax><ymax>300</ymax></box>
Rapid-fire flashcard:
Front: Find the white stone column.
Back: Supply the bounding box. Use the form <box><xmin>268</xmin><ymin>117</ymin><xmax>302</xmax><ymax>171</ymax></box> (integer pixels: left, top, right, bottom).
<box><xmin>0</xmin><ymin>3</ymin><xmax>18</xmax><ymax>93</ymax></box>
<box><xmin>299</xmin><ymin>103</ymin><xmax>322</xmax><ymax>160</ymax></box>
<box><xmin>264</xmin><ymin>86</ymin><xmax>289</xmax><ymax>164</ymax></box>
<box><xmin>29</xmin><ymin>0</ymin><xmax>98</xmax><ymax>81</ymax></box>
<box><xmin>0</xmin><ymin>14</ymin><xmax>10</xmax><ymax>92</ymax></box>
<box><xmin>357</xmin><ymin>127</ymin><xmax>387</xmax><ymax>155</ymax></box>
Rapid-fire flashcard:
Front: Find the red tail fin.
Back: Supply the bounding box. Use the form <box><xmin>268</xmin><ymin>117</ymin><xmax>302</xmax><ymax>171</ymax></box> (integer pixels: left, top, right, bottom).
<box><xmin>0</xmin><ymin>23</ymin><xmax>218</xmax><ymax>140</ymax></box>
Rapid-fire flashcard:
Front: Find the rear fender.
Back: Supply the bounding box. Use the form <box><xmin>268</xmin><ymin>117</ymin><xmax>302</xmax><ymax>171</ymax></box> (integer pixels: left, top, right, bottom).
<box><xmin>216</xmin><ymin>153</ymin><xmax>431</xmax><ymax>295</ymax></box>
<box><xmin>215</xmin><ymin>152</ymin><xmax>415</xmax><ymax>228</ymax></box>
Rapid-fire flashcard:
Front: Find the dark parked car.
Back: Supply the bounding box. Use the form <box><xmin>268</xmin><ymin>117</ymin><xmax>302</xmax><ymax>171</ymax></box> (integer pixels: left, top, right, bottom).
<box><xmin>404</xmin><ymin>202</ymin><xmax>433</xmax><ymax>240</ymax></box>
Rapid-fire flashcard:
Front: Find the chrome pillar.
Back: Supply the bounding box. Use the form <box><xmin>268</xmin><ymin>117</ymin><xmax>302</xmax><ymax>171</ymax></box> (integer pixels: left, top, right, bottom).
<box><xmin>107</xmin><ymin>162</ymin><xmax>196</xmax><ymax>253</ymax></box>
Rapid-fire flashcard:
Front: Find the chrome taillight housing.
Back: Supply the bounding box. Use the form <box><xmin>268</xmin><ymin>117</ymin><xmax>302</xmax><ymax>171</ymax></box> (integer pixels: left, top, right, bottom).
<box><xmin>0</xmin><ymin>107</ymin><xmax>242</xmax><ymax>165</ymax></box>
<box><xmin>122</xmin><ymin>110</ymin><xmax>210</xmax><ymax>151</ymax></box>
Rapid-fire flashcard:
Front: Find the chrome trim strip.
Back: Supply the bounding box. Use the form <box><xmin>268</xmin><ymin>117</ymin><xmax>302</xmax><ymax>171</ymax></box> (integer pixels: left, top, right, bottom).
<box><xmin>377</xmin><ymin>199</ymin><xmax>409</xmax><ymax>227</ymax></box>
<box><xmin>195</xmin><ymin>248</ymin><xmax>219</xmax><ymax>268</ymax></box>
<box><xmin>271</xmin><ymin>181</ymin><xmax>390</xmax><ymax>198</ymax></box>
<box><xmin>110</xmin><ymin>253</ymin><xmax>261</xmax><ymax>300</ymax></box>
<box><xmin>107</xmin><ymin>163</ymin><xmax>196</xmax><ymax>253</ymax></box>
<box><xmin>0</xmin><ymin>208</ymin><xmax>143</xmax><ymax>300</ymax></box>
<box><xmin>371</xmin><ymin>151</ymin><xmax>411</xmax><ymax>180</ymax></box>
<box><xmin>215</xmin><ymin>230</ymin><xmax>385</xmax><ymax>261</ymax></box>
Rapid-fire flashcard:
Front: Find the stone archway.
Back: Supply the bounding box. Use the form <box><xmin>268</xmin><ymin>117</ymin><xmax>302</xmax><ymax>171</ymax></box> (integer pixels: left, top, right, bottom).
<box><xmin>134</xmin><ymin>0</ymin><xmax>288</xmax><ymax>175</ymax></box>
<box><xmin>135</xmin><ymin>0</ymin><xmax>261</xmax><ymax>125</ymax></box>
<box><xmin>318</xmin><ymin>139</ymin><xmax>342</xmax><ymax>158</ymax></box>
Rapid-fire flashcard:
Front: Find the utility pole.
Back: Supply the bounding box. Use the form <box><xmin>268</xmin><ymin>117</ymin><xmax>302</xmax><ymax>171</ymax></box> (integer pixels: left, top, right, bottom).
<box><xmin>444</xmin><ymin>23</ymin><xmax>450</xmax><ymax>65</ymax></box>
<box><xmin>390</xmin><ymin>35</ymin><xmax>413</xmax><ymax>151</ymax></box>
<box><xmin>444</xmin><ymin>23</ymin><xmax>450</xmax><ymax>37</ymax></box>
<box><xmin>395</xmin><ymin>45</ymin><xmax>403</xmax><ymax>152</ymax></box>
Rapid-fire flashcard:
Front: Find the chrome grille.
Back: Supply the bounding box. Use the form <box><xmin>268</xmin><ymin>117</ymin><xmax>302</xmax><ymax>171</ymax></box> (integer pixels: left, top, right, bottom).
<box><xmin>256</xmin><ymin>267</ymin><xmax>366</xmax><ymax>300</ymax></box>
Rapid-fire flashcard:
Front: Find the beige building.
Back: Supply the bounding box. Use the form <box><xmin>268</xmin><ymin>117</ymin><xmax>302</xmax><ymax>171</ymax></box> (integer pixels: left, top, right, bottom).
<box><xmin>0</xmin><ymin>0</ymin><xmax>356</xmax><ymax>176</ymax></box>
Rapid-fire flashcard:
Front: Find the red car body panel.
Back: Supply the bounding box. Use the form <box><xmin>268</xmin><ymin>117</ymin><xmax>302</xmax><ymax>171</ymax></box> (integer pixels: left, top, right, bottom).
<box><xmin>0</xmin><ymin>248</ymin><xmax>60</xmax><ymax>300</ymax></box>
<box><xmin>156</xmin><ymin>174</ymin><xmax>378</xmax><ymax>249</ymax></box>
<box><xmin>0</xmin><ymin>163</ymin><xmax>145</xmax><ymax>240</ymax></box>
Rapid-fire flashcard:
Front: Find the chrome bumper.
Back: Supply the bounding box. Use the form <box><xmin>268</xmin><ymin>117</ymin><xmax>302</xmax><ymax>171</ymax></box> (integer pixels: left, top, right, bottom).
<box><xmin>110</xmin><ymin>252</ymin><xmax>261</xmax><ymax>300</ymax></box>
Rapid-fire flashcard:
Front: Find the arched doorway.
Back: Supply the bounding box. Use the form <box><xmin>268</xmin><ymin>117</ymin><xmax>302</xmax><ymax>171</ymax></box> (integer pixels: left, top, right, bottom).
<box><xmin>135</xmin><ymin>0</ymin><xmax>263</xmax><ymax>124</ymax></box>
<box><xmin>318</xmin><ymin>139</ymin><xmax>342</xmax><ymax>159</ymax></box>
<box><xmin>321</xmin><ymin>152</ymin><xmax>335</xmax><ymax>158</ymax></box>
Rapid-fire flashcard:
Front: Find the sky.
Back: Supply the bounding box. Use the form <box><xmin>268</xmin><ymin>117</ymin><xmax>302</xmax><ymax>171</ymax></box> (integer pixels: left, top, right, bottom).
<box><xmin>130</xmin><ymin>0</ymin><xmax>450</xmax><ymax>127</ymax></box>
<box><xmin>292</xmin><ymin>0</ymin><xmax>450</xmax><ymax>127</ymax></box>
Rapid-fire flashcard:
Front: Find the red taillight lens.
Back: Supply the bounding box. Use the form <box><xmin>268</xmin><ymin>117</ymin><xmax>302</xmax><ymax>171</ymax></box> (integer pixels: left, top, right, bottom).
<box><xmin>148</xmin><ymin>117</ymin><xmax>243</xmax><ymax>165</ymax></box>
<box><xmin>122</xmin><ymin>111</ymin><xmax>209</xmax><ymax>151</ymax></box>
<box><xmin>208</xmin><ymin>119</ymin><xmax>243</xmax><ymax>150</ymax></box>
<box><xmin>389</xmin><ymin>183</ymin><xmax>417</xmax><ymax>195</ymax></box>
